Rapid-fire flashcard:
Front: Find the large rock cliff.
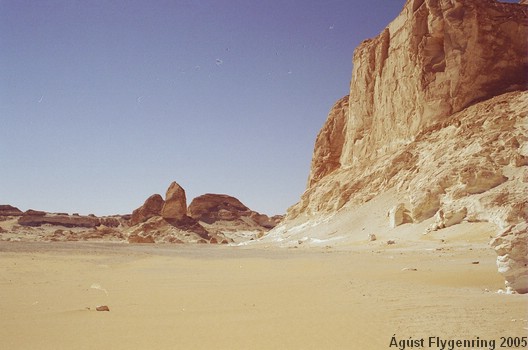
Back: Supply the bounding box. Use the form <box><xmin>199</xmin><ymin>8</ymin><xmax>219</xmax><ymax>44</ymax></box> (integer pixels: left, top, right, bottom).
<box><xmin>280</xmin><ymin>0</ymin><xmax>528</xmax><ymax>292</ymax></box>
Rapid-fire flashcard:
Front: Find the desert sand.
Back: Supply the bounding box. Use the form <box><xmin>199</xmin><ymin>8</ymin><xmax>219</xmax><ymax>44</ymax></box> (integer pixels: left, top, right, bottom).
<box><xmin>1</xmin><ymin>238</ymin><xmax>526</xmax><ymax>350</ymax></box>
<box><xmin>1</xmin><ymin>1</ymin><xmax>527</xmax><ymax>348</ymax></box>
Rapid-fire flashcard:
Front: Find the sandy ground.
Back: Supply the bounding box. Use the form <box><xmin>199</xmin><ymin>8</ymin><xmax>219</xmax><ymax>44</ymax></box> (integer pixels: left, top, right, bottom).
<box><xmin>1</xmin><ymin>240</ymin><xmax>527</xmax><ymax>350</ymax></box>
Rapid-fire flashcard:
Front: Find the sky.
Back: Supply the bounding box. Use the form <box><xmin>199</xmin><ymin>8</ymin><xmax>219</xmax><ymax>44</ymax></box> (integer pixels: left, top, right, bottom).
<box><xmin>1</xmin><ymin>0</ymin><xmax>407</xmax><ymax>216</ymax></box>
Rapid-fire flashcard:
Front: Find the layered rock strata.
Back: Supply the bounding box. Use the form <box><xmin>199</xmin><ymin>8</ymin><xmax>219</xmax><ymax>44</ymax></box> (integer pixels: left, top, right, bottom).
<box><xmin>0</xmin><ymin>205</ymin><xmax>23</xmax><ymax>217</ymax></box>
<box><xmin>281</xmin><ymin>0</ymin><xmax>527</xmax><ymax>292</ymax></box>
<box><xmin>17</xmin><ymin>211</ymin><xmax>124</xmax><ymax>228</ymax></box>
<box><xmin>188</xmin><ymin>194</ymin><xmax>281</xmax><ymax>229</ymax></box>
<box><xmin>127</xmin><ymin>181</ymin><xmax>210</xmax><ymax>243</ymax></box>
<box><xmin>130</xmin><ymin>194</ymin><xmax>164</xmax><ymax>226</ymax></box>
<box><xmin>127</xmin><ymin>182</ymin><xmax>281</xmax><ymax>244</ymax></box>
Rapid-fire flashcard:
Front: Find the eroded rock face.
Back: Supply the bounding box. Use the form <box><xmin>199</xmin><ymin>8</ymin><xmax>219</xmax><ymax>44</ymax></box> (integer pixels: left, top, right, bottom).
<box><xmin>126</xmin><ymin>184</ymin><xmax>280</xmax><ymax>244</ymax></box>
<box><xmin>388</xmin><ymin>203</ymin><xmax>412</xmax><ymax>228</ymax></box>
<box><xmin>130</xmin><ymin>194</ymin><xmax>164</xmax><ymax>226</ymax></box>
<box><xmin>280</xmin><ymin>0</ymin><xmax>527</xmax><ymax>292</ymax></box>
<box><xmin>188</xmin><ymin>193</ymin><xmax>281</xmax><ymax>230</ymax></box>
<box><xmin>491</xmin><ymin>222</ymin><xmax>528</xmax><ymax>293</ymax></box>
<box><xmin>16</xmin><ymin>210</ymin><xmax>126</xmax><ymax>229</ymax></box>
<box><xmin>0</xmin><ymin>205</ymin><xmax>23</xmax><ymax>217</ymax></box>
<box><xmin>291</xmin><ymin>0</ymin><xmax>527</xmax><ymax>220</ymax></box>
<box><xmin>126</xmin><ymin>216</ymin><xmax>210</xmax><ymax>243</ymax></box>
<box><xmin>250</xmin><ymin>212</ymin><xmax>283</xmax><ymax>229</ymax></box>
<box><xmin>341</xmin><ymin>0</ymin><xmax>527</xmax><ymax>169</ymax></box>
<box><xmin>287</xmin><ymin>0</ymin><xmax>528</xmax><ymax>221</ymax></box>
<box><xmin>18</xmin><ymin>213</ymin><xmax>101</xmax><ymax>228</ymax></box>
<box><xmin>188</xmin><ymin>194</ymin><xmax>251</xmax><ymax>224</ymax></box>
<box><xmin>308</xmin><ymin>96</ymin><xmax>348</xmax><ymax>187</ymax></box>
<box><xmin>161</xmin><ymin>182</ymin><xmax>187</xmax><ymax>221</ymax></box>
<box><xmin>128</xmin><ymin>233</ymin><xmax>155</xmax><ymax>244</ymax></box>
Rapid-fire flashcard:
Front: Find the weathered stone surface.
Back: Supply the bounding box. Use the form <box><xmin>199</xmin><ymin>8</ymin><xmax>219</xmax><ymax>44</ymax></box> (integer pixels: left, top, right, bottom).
<box><xmin>289</xmin><ymin>0</ymin><xmax>527</xmax><ymax>221</ymax></box>
<box><xmin>490</xmin><ymin>222</ymin><xmax>528</xmax><ymax>294</ymax></box>
<box><xmin>433</xmin><ymin>207</ymin><xmax>467</xmax><ymax>230</ymax></box>
<box><xmin>168</xmin><ymin>215</ymin><xmax>210</xmax><ymax>240</ymax></box>
<box><xmin>126</xmin><ymin>214</ymin><xmax>210</xmax><ymax>243</ymax></box>
<box><xmin>249</xmin><ymin>212</ymin><xmax>283</xmax><ymax>229</ymax></box>
<box><xmin>409</xmin><ymin>189</ymin><xmax>442</xmax><ymax>223</ymax></box>
<box><xmin>99</xmin><ymin>216</ymin><xmax>123</xmax><ymax>228</ymax></box>
<box><xmin>127</xmin><ymin>184</ymin><xmax>281</xmax><ymax>244</ymax></box>
<box><xmin>188</xmin><ymin>194</ymin><xmax>250</xmax><ymax>224</ymax></box>
<box><xmin>130</xmin><ymin>194</ymin><xmax>164</xmax><ymax>226</ymax></box>
<box><xmin>340</xmin><ymin>0</ymin><xmax>527</xmax><ymax>170</ymax></box>
<box><xmin>24</xmin><ymin>209</ymin><xmax>46</xmax><ymax>216</ymax></box>
<box><xmin>278</xmin><ymin>0</ymin><xmax>527</xmax><ymax>292</ymax></box>
<box><xmin>18</xmin><ymin>213</ymin><xmax>101</xmax><ymax>228</ymax></box>
<box><xmin>188</xmin><ymin>193</ymin><xmax>281</xmax><ymax>232</ymax></box>
<box><xmin>161</xmin><ymin>182</ymin><xmax>187</xmax><ymax>221</ymax></box>
<box><xmin>308</xmin><ymin>95</ymin><xmax>348</xmax><ymax>187</ymax></box>
<box><xmin>128</xmin><ymin>233</ymin><xmax>155</xmax><ymax>244</ymax></box>
<box><xmin>16</xmin><ymin>210</ymin><xmax>128</xmax><ymax>229</ymax></box>
<box><xmin>388</xmin><ymin>203</ymin><xmax>412</xmax><ymax>228</ymax></box>
<box><xmin>0</xmin><ymin>205</ymin><xmax>23</xmax><ymax>216</ymax></box>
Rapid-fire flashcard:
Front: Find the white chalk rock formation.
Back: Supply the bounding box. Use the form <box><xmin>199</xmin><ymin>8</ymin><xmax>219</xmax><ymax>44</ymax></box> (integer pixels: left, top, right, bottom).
<box><xmin>277</xmin><ymin>0</ymin><xmax>528</xmax><ymax>292</ymax></box>
<box><xmin>490</xmin><ymin>222</ymin><xmax>528</xmax><ymax>294</ymax></box>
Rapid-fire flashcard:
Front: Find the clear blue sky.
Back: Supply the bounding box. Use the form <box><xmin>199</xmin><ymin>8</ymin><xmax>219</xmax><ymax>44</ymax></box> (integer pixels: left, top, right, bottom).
<box><xmin>1</xmin><ymin>0</ymin><xmax>406</xmax><ymax>216</ymax></box>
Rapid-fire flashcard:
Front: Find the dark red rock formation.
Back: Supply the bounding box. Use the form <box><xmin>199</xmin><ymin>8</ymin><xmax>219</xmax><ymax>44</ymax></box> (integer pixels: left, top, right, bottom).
<box><xmin>0</xmin><ymin>205</ymin><xmax>23</xmax><ymax>216</ymax></box>
<box><xmin>130</xmin><ymin>194</ymin><xmax>164</xmax><ymax>225</ymax></box>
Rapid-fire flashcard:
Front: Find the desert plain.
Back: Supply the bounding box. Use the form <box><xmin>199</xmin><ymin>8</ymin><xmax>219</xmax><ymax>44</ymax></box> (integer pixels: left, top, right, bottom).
<box><xmin>2</xmin><ymin>0</ymin><xmax>527</xmax><ymax>348</ymax></box>
<box><xmin>1</xmin><ymin>226</ymin><xmax>527</xmax><ymax>350</ymax></box>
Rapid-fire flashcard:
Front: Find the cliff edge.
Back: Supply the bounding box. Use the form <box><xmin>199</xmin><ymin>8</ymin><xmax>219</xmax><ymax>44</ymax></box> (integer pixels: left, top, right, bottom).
<box><xmin>275</xmin><ymin>0</ymin><xmax>528</xmax><ymax>293</ymax></box>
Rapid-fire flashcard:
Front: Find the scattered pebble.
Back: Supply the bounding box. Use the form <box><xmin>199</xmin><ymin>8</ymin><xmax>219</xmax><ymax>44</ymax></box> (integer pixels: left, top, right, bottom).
<box><xmin>401</xmin><ymin>267</ymin><xmax>418</xmax><ymax>271</ymax></box>
<box><xmin>387</xmin><ymin>240</ymin><xmax>396</xmax><ymax>245</ymax></box>
<box><xmin>497</xmin><ymin>287</ymin><xmax>517</xmax><ymax>294</ymax></box>
<box><xmin>96</xmin><ymin>305</ymin><xmax>110</xmax><ymax>312</ymax></box>
<box><xmin>471</xmin><ymin>261</ymin><xmax>480</xmax><ymax>264</ymax></box>
<box><xmin>368</xmin><ymin>234</ymin><xmax>377</xmax><ymax>241</ymax></box>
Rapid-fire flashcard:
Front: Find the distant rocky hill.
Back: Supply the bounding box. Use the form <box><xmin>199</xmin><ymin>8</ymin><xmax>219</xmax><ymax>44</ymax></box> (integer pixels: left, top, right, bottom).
<box><xmin>274</xmin><ymin>0</ymin><xmax>527</xmax><ymax>293</ymax></box>
<box><xmin>127</xmin><ymin>181</ymin><xmax>281</xmax><ymax>244</ymax></box>
<box><xmin>0</xmin><ymin>182</ymin><xmax>281</xmax><ymax>244</ymax></box>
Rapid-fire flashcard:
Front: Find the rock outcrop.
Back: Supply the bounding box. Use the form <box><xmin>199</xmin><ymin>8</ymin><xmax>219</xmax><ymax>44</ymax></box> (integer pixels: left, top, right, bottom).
<box><xmin>187</xmin><ymin>194</ymin><xmax>282</xmax><ymax>240</ymax></box>
<box><xmin>130</xmin><ymin>194</ymin><xmax>164</xmax><ymax>226</ymax></box>
<box><xmin>307</xmin><ymin>96</ymin><xmax>348</xmax><ymax>187</ymax></box>
<box><xmin>339</xmin><ymin>0</ymin><xmax>527</xmax><ymax>171</ymax></box>
<box><xmin>0</xmin><ymin>205</ymin><xmax>23</xmax><ymax>217</ymax></box>
<box><xmin>128</xmin><ymin>233</ymin><xmax>156</xmax><ymax>244</ymax></box>
<box><xmin>2</xmin><ymin>181</ymin><xmax>280</xmax><ymax>245</ymax></box>
<box><xmin>18</xmin><ymin>211</ymin><xmax>109</xmax><ymax>228</ymax></box>
<box><xmin>388</xmin><ymin>203</ymin><xmax>412</xmax><ymax>228</ymax></box>
<box><xmin>126</xmin><ymin>185</ymin><xmax>281</xmax><ymax>244</ymax></box>
<box><xmin>127</xmin><ymin>181</ymin><xmax>211</xmax><ymax>243</ymax></box>
<box><xmin>188</xmin><ymin>194</ymin><xmax>251</xmax><ymax>224</ymax></box>
<box><xmin>490</xmin><ymin>222</ymin><xmax>528</xmax><ymax>294</ymax></box>
<box><xmin>161</xmin><ymin>181</ymin><xmax>187</xmax><ymax>221</ymax></box>
<box><xmin>17</xmin><ymin>213</ymin><xmax>127</xmax><ymax>228</ymax></box>
<box><xmin>280</xmin><ymin>0</ymin><xmax>527</xmax><ymax>292</ymax></box>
